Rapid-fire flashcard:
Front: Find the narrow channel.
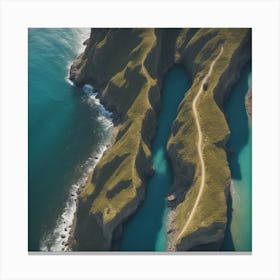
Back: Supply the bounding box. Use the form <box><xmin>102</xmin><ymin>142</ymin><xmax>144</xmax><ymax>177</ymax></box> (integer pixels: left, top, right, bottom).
<box><xmin>120</xmin><ymin>65</ymin><xmax>191</xmax><ymax>251</ymax></box>
<box><xmin>222</xmin><ymin>63</ymin><xmax>252</xmax><ymax>251</ymax></box>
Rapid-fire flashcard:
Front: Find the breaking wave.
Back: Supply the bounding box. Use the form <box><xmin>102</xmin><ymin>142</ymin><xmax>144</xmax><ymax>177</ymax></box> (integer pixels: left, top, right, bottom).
<box><xmin>39</xmin><ymin>83</ymin><xmax>113</xmax><ymax>252</ymax></box>
<box><xmin>39</xmin><ymin>144</ymin><xmax>110</xmax><ymax>252</ymax></box>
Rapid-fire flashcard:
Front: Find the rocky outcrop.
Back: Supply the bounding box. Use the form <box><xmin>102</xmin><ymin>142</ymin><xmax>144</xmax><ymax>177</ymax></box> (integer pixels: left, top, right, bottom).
<box><xmin>70</xmin><ymin>29</ymin><xmax>177</xmax><ymax>251</ymax></box>
<box><xmin>177</xmin><ymin>221</ymin><xmax>226</xmax><ymax>251</ymax></box>
<box><xmin>167</xmin><ymin>143</ymin><xmax>195</xmax><ymax>207</ymax></box>
<box><xmin>246</xmin><ymin>89</ymin><xmax>252</xmax><ymax>119</ymax></box>
<box><xmin>213</xmin><ymin>29</ymin><xmax>252</xmax><ymax>107</ymax></box>
<box><xmin>70</xmin><ymin>28</ymin><xmax>251</xmax><ymax>251</ymax></box>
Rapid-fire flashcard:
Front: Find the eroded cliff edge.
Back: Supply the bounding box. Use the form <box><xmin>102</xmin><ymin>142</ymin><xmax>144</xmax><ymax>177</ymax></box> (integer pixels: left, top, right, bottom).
<box><xmin>69</xmin><ymin>28</ymin><xmax>251</xmax><ymax>251</ymax></box>
<box><xmin>167</xmin><ymin>28</ymin><xmax>251</xmax><ymax>250</ymax></box>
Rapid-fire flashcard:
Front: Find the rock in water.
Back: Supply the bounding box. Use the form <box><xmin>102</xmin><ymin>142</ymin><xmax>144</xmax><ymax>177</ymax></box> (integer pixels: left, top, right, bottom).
<box><xmin>82</xmin><ymin>84</ymin><xmax>95</xmax><ymax>97</ymax></box>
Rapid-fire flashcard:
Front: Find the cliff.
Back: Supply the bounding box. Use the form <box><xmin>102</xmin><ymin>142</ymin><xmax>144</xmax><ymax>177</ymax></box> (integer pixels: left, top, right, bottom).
<box><xmin>70</xmin><ymin>29</ymin><xmax>179</xmax><ymax>250</ymax></box>
<box><xmin>167</xmin><ymin>28</ymin><xmax>251</xmax><ymax>250</ymax></box>
<box><xmin>70</xmin><ymin>28</ymin><xmax>251</xmax><ymax>251</ymax></box>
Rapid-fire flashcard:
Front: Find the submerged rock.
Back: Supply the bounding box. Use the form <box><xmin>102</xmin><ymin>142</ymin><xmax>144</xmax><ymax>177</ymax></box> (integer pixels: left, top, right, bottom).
<box><xmin>167</xmin><ymin>194</ymin><xmax>176</xmax><ymax>201</ymax></box>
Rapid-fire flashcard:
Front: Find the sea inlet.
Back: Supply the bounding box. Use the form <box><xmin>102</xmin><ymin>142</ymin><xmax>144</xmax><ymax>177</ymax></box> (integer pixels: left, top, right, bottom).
<box><xmin>222</xmin><ymin>63</ymin><xmax>252</xmax><ymax>251</ymax></box>
<box><xmin>120</xmin><ymin>65</ymin><xmax>191</xmax><ymax>251</ymax></box>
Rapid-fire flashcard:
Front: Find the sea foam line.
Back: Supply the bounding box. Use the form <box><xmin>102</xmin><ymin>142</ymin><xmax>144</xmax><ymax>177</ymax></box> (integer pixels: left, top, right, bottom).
<box><xmin>39</xmin><ymin>145</ymin><xmax>109</xmax><ymax>252</ymax></box>
<box><xmin>39</xmin><ymin>84</ymin><xmax>113</xmax><ymax>252</ymax></box>
<box><xmin>65</xmin><ymin>28</ymin><xmax>90</xmax><ymax>86</ymax></box>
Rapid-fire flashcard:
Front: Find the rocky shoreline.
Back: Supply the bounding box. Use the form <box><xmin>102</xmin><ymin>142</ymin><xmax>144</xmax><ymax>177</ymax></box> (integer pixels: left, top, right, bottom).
<box><xmin>66</xmin><ymin>124</ymin><xmax>119</xmax><ymax>251</ymax></box>
<box><xmin>246</xmin><ymin>88</ymin><xmax>252</xmax><ymax>119</ymax></box>
<box><xmin>69</xmin><ymin>28</ymin><xmax>252</xmax><ymax>251</ymax></box>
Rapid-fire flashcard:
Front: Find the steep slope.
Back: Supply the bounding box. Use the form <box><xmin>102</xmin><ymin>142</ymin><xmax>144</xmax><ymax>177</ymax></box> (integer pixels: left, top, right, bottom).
<box><xmin>70</xmin><ymin>28</ymin><xmax>180</xmax><ymax>250</ymax></box>
<box><xmin>70</xmin><ymin>28</ymin><xmax>251</xmax><ymax>251</ymax></box>
<box><xmin>168</xmin><ymin>28</ymin><xmax>251</xmax><ymax>250</ymax></box>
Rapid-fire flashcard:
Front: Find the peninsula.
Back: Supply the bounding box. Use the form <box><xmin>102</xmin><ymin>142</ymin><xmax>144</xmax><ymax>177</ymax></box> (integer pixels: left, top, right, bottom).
<box><xmin>69</xmin><ymin>28</ymin><xmax>252</xmax><ymax>251</ymax></box>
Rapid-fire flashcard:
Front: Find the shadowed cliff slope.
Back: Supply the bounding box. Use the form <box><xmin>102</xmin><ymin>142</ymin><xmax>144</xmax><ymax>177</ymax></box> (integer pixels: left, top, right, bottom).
<box><xmin>70</xmin><ymin>28</ymin><xmax>251</xmax><ymax>251</ymax></box>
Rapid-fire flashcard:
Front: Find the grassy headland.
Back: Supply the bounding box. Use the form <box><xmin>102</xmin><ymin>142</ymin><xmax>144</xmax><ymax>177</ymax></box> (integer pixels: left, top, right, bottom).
<box><xmin>70</xmin><ymin>28</ymin><xmax>251</xmax><ymax>251</ymax></box>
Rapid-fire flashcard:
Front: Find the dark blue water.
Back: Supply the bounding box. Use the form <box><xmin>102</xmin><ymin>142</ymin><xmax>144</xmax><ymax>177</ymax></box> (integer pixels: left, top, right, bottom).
<box><xmin>28</xmin><ymin>28</ymin><xmax>112</xmax><ymax>251</ymax></box>
<box><xmin>222</xmin><ymin>63</ymin><xmax>252</xmax><ymax>251</ymax></box>
<box><xmin>29</xmin><ymin>29</ymin><xmax>251</xmax><ymax>252</ymax></box>
<box><xmin>120</xmin><ymin>65</ymin><xmax>190</xmax><ymax>251</ymax></box>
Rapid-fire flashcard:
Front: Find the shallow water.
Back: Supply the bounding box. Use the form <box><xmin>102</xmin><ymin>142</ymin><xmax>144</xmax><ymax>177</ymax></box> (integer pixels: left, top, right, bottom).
<box><xmin>29</xmin><ymin>29</ymin><xmax>251</xmax><ymax>252</ymax></box>
<box><xmin>222</xmin><ymin>63</ymin><xmax>252</xmax><ymax>251</ymax></box>
<box><xmin>120</xmin><ymin>65</ymin><xmax>191</xmax><ymax>251</ymax></box>
<box><xmin>28</xmin><ymin>28</ymin><xmax>112</xmax><ymax>251</ymax></box>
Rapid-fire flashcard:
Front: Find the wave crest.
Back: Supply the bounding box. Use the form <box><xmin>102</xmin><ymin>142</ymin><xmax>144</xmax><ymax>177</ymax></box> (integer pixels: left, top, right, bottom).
<box><xmin>39</xmin><ymin>84</ymin><xmax>113</xmax><ymax>252</ymax></box>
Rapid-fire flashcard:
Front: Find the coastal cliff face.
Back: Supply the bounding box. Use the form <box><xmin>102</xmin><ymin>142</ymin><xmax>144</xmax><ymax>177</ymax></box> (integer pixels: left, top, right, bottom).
<box><xmin>168</xmin><ymin>29</ymin><xmax>251</xmax><ymax>250</ymax></box>
<box><xmin>70</xmin><ymin>28</ymin><xmax>251</xmax><ymax>251</ymax></box>
<box><xmin>70</xmin><ymin>28</ymin><xmax>179</xmax><ymax>250</ymax></box>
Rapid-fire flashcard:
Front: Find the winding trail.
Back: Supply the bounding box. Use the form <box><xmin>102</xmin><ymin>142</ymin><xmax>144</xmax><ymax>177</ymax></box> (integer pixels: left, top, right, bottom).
<box><xmin>176</xmin><ymin>47</ymin><xmax>224</xmax><ymax>243</ymax></box>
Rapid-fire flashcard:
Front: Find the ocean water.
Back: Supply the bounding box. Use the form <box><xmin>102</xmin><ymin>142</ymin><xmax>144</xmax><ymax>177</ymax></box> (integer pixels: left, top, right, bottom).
<box><xmin>120</xmin><ymin>65</ymin><xmax>191</xmax><ymax>251</ymax></box>
<box><xmin>222</xmin><ymin>63</ymin><xmax>252</xmax><ymax>251</ymax></box>
<box><xmin>28</xmin><ymin>28</ymin><xmax>112</xmax><ymax>251</ymax></box>
<box><xmin>28</xmin><ymin>28</ymin><xmax>251</xmax><ymax>252</ymax></box>
<box><xmin>120</xmin><ymin>62</ymin><xmax>251</xmax><ymax>251</ymax></box>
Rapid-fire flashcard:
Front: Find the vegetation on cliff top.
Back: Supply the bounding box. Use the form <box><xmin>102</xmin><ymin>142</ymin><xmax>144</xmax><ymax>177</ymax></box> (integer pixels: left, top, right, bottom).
<box><xmin>78</xmin><ymin>29</ymin><xmax>160</xmax><ymax>224</ymax></box>
<box><xmin>70</xmin><ymin>28</ymin><xmax>251</xmax><ymax>250</ymax></box>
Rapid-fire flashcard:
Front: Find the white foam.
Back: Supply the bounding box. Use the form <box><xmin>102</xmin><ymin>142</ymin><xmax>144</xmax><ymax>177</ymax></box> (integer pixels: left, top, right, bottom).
<box><xmin>230</xmin><ymin>180</ymin><xmax>241</xmax><ymax>207</ymax></box>
<box><xmin>82</xmin><ymin>84</ymin><xmax>95</xmax><ymax>96</ymax></box>
<box><xmin>40</xmin><ymin>84</ymin><xmax>114</xmax><ymax>252</ymax></box>
<box><xmin>65</xmin><ymin>28</ymin><xmax>90</xmax><ymax>86</ymax></box>
<box><xmin>65</xmin><ymin>60</ymin><xmax>75</xmax><ymax>86</ymax></box>
<box><xmin>40</xmin><ymin>29</ymin><xmax>114</xmax><ymax>251</ymax></box>
<box><xmin>39</xmin><ymin>143</ymin><xmax>112</xmax><ymax>252</ymax></box>
<box><xmin>82</xmin><ymin>84</ymin><xmax>113</xmax><ymax>128</ymax></box>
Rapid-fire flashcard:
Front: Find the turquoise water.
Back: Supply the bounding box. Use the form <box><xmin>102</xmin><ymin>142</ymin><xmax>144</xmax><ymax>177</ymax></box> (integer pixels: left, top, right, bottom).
<box><xmin>29</xmin><ymin>28</ymin><xmax>251</xmax><ymax>252</ymax></box>
<box><xmin>28</xmin><ymin>28</ymin><xmax>111</xmax><ymax>251</ymax></box>
<box><xmin>120</xmin><ymin>65</ymin><xmax>190</xmax><ymax>251</ymax></box>
<box><xmin>222</xmin><ymin>63</ymin><xmax>252</xmax><ymax>251</ymax></box>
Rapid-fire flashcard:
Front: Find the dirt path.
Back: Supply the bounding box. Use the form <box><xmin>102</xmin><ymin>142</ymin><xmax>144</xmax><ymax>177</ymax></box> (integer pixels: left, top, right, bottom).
<box><xmin>176</xmin><ymin>47</ymin><xmax>224</xmax><ymax>242</ymax></box>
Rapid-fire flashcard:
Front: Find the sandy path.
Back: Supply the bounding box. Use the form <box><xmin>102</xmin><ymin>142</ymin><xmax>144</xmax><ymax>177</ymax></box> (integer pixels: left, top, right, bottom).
<box><xmin>176</xmin><ymin>47</ymin><xmax>224</xmax><ymax>242</ymax></box>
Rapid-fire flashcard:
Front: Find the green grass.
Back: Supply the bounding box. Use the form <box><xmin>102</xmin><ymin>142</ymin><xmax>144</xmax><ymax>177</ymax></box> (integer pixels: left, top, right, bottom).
<box><xmin>75</xmin><ymin>28</ymin><xmax>250</xmax><ymax>247</ymax></box>
<box><xmin>79</xmin><ymin>29</ymin><xmax>158</xmax><ymax>224</ymax></box>
<box><xmin>169</xmin><ymin>28</ymin><xmax>249</xmax><ymax>245</ymax></box>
